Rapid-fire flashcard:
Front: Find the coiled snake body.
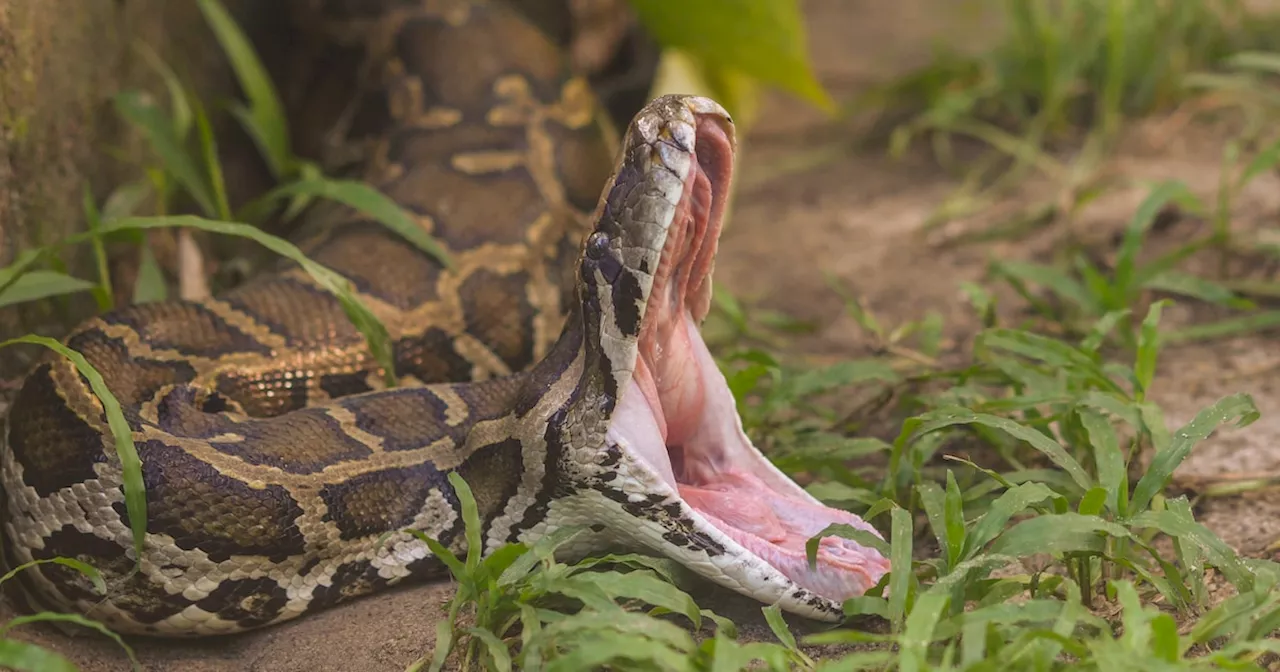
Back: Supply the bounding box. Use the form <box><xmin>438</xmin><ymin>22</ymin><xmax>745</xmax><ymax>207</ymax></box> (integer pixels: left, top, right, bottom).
<box><xmin>1</xmin><ymin>0</ymin><xmax>889</xmax><ymax>637</ymax></box>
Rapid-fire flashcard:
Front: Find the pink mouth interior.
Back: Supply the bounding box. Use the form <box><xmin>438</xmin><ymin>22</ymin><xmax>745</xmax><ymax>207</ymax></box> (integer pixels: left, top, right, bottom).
<box><xmin>610</xmin><ymin>115</ymin><xmax>891</xmax><ymax>603</ymax></box>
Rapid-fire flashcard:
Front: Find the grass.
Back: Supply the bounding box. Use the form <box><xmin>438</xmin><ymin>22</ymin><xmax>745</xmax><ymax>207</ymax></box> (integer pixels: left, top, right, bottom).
<box><xmin>3</xmin><ymin>0</ymin><xmax>1280</xmax><ymax>670</ymax></box>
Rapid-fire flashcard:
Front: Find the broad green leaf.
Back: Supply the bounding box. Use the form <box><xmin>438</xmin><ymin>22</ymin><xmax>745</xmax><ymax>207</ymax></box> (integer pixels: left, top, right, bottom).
<box><xmin>0</xmin><ymin>337</ymin><xmax>146</xmax><ymax>563</ymax></box>
<box><xmin>0</xmin><ymin>271</ymin><xmax>97</xmax><ymax>309</ymax></box>
<box><xmin>114</xmin><ymin>91</ymin><xmax>216</xmax><ymax>217</ymax></box>
<box><xmin>195</xmin><ymin>0</ymin><xmax>291</xmax><ymax>177</ymax></box>
<box><xmin>0</xmin><ymin>640</ymin><xmax>77</xmax><ymax>672</ymax></box>
<box><xmin>1130</xmin><ymin>393</ymin><xmax>1259</xmax><ymax>515</ymax></box>
<box><xmin>92</xmin><ymin>216</ymin><xmax>397</xmax><ymax>386</ymax></box>
<box><xmin>626</xmin><ymin>0</ymin><xmax>833</xmax><ymax>111</ymax></box>
<box><xmin>250</xmin><ymin>179</ymin><xmax>452</xmax><ymax>269</ymax></box>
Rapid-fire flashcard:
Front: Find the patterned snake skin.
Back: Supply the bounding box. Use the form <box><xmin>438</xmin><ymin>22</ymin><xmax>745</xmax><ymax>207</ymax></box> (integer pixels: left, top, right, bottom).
<box><xmin>0</xmin><ymin>0</ymin><xmax>890</xmax><ymax>637</ymax></box>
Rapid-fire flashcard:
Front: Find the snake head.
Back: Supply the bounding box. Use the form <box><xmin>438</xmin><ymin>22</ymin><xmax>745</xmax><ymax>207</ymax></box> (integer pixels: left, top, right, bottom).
<box><xmin>564</xmin><ymin>94</ymin><xmax>890</xmax><ymax>622</ymax></box>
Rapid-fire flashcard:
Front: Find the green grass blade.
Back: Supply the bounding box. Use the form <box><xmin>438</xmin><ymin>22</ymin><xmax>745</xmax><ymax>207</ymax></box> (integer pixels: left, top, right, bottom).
<box><xmin>254</xmin><ymin>179</ymin><xmax>452</xmax><ymax>269</ymax></box>
<box><xmin>570</xmin><ymin>570</ymin><xmax>702</xmax><ymax>628</ymax></box>
<box><xmin>1077</xmin><ymin>408</ymin><xmax>1125</xmax><ymax>516</ymax></box>
<box><xmin>899</xmin><ymin>591</ymin><xmax>948</xmax><ymax>672</ymax></box>
<box><xmin>0</xmin><ymin>249</ymin><xmax>47</xmax><ymax>298</ymax></box>
<box><xmin>446</xmin><ymin>472</ymin><xmax>483</xmax><ymax>571</ymax></box>
<box><xmin>0</xmin><ymin>639</ymin><xmax>77</xmax><ymax>672</ymax></box>
<box><xmin>803</xmin><ymin>523</ymin><xmax>890</xmax><ymax>574</ymax></box>
<box><xmin>0</xmin><ymin>336</ymin><xmax>145</xmax><ymax>563</ymax></box>
<box><xmin>917</xmin><ymin>482</ymin><xmax>950</xmax><ymax>571</ymax></box>
<box><xmin>1240</xmin><ymin>136</ymin><xmax>1280</xmax><ymax>188</ymax></box>
<box><xmin>195</xmin><ymin>0</ymin><xmax>291</xmax><ymax>177</ymax></box>
<box><xmin>132</xmin><ymin>242</ymin><xmax>169</xmax><ymax>304</ymax></box>
<box><xmin>0</xmin><ymin>271</ymin><xmax>97</xmax><ymax>310</ymax></box>
<box><xmin>1127</xmin><ymin>508</ymin><xmax>1251</xmax><ymax>591</ymax></box>
<box><xmin>943</xmin><ymin>470</ymin><xmax>965</xmax><ymax>570</ymax></box>
<box><xmin>113</xmin><ymin>91</ymin><xmax>217</xmax><ymax>217</ymax></box>
<box><xmin>134</xmin><ymin>43</ymin><xmax>192</xmax><ymax>140</ymax></box>
<box><xmin>1142</xmin><ymin>272</ymin><xmax>1251</xmax><ymax>309</ymax></box>
<box><xmin>761</xmin><ymin>603</ymin><xmax>798</xmax><ymax>651</ymax></box>
<box><xmin>0</xmin><ymin>613</ymin><xmax>138</xmax><ymax>671</ymax></box>
<box><xmin>989</xmin><ymin>513</ymin><xmax>1132</xmax><ymax>557</ymax></box>
<box><xmin>0</xmin><ymin>558</ymin><xmax>104</xmax><ymax>595</ymax></box>
<box><xmin>93</xmin><ymin>216</ymin><xmax>397</xmax><ymax>386</ymax></box>
<box><xmin>901</xmin><ymin>408</ymin><xmax>1092</xmax><ymax>492</ymax></box>
<box><xmin>191</xmin><ymin>96</ymin><xmax>232</xmax><ymax>221</ymax></box>
<box><xmin>1166</xmin><ymin>310</ymin><xmax>1280</xmax><ymax>343</ymax></box>
<box><xmin>888</xmin><ymin>507</ymin><xmax>913</xmax><ymax>632</ymax></box>
<box><xmin>463</xmin><ymin>627</ymin><xmax>512</xmax><ymax>672</ymax></box>
<box><xmin>1080</xmin><ymin>309</ymin><xmax>1130</xmax><ymax>353</ymax></box>
<box><xmin>989</xmin><ymin>260</ymin><xmax>1099</xmax><ymax>314</ymax></box>
<box><xmin>962</xmin><ymin>482</ymin><xmax>1059</xmax><ymax>559</ymax></box>
<box><xmin>82</xmin><ymin>186</ymin><xmax>114</xmax><ymax>311</ymax></box>
<box><xmin>1130</xmin><ymin>393</ymin><xmax>1258</xmax><ymax>515</ymax></box>
<box><xmin>1114</xmin><ymin>181</ymin><xmax>1195</xmax><ymax>296</ymax></box>
<box><xmin>1132</xmin><ymin>300</ymin><xmax>1168</xmax><ymax>401</ymax></box>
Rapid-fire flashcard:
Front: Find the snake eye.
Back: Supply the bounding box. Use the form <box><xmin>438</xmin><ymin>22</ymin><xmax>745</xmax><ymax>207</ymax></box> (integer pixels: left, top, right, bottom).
<box><xmin>586</xmin><ymin>232</ymin><xmax>610</xmax><ymax>260</ymax></box>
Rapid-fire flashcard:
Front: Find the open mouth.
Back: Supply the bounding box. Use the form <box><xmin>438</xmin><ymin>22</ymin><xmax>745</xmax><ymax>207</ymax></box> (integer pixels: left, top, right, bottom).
<box><xmin>606</xmin><ymin>111</ymin><xmax>891</xmax><ymax>606</ymax></box>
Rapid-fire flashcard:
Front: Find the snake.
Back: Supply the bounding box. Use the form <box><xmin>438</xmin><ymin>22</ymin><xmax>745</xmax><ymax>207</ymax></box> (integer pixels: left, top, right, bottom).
<box><xmin>0</xmin><ymin>0</ymin><xmax>890</xmax><ymax>637</ymax></box>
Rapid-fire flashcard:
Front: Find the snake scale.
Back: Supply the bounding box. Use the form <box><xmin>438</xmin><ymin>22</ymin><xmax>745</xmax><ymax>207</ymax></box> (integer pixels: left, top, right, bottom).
<box><xmin>0</xmin><ymin>0</ymin><xmax>889</xmax><ymax>637</ymax></box>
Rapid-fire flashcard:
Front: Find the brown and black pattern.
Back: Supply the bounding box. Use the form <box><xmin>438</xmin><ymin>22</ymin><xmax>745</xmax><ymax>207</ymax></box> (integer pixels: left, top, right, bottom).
<box><xmin>0</xmin><ymin>0</ymin><xmax>809</xmax><ymax>638</ymax></box>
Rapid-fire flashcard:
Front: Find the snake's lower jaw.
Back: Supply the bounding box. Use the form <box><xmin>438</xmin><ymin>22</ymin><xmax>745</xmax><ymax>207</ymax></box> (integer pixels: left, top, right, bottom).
<box><xmin>610</xmin><ymin>312</ymin><xmax>890</xmax><ymax>617</ymax></box>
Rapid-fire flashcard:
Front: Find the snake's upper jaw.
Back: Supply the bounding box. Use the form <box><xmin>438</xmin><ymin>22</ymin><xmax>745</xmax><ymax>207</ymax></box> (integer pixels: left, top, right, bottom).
<box><xmin>605</xmin><ymin>98</ymin><xmax>890</xmax><ymax>620</ymax></box>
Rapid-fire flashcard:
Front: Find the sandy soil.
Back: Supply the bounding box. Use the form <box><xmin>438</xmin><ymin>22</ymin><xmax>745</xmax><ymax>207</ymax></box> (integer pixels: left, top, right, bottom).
<box><xmin>7</xmin><ymin>0</ymin><xmax>1280</xmax><ymax>669</ymax></box>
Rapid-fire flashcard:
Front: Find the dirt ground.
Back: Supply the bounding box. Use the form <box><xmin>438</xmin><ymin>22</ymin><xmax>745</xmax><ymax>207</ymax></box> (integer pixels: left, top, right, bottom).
<box><xmin>7</xmin><ymin>0</ymin><xmax>1280</xmax><ymax>669</ymax></box>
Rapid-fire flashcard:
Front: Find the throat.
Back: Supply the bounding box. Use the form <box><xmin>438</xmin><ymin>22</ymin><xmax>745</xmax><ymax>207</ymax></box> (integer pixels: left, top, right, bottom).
<box><xmin>608</xmin><ymin>312</ymin><xmax>892</xmax><ymax>603</ymax></box>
